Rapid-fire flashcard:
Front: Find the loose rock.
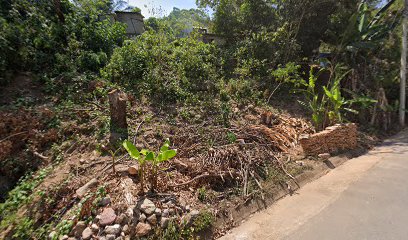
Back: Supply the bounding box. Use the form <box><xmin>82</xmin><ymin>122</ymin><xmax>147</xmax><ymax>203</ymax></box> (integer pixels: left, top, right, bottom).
<box><xmin>139</xmin><ymin>213</ymin><xmax>146</xmax><ymax>222</ymax></box>
<box><xmin>81</xmin><ymin>227</ymin><xmax>93</xmax><ymax>240</ymax></box>
<box><xmin>126</xmin><ymin>207</ymin><xmax>134</xmax><ymax>219</ymax></box>
<box><xmin>181</xmin><ymin>210</ymin><xmax>200</xmax><ymax>227</ymax></box>
<box><xmin>71</xmin><ymin>221</ymin><xmax>86</xmax><ymax>238</ymax></box>
<box><xmin>162</xmin><ymin>209</ymin><xmax>169</xmax><ymax>217</ymax></box>
<box><xmin>147</xmin><ymin>214</ymin><xmax>157</xmax><ymax>226</ymax></box>
<box><xmin>154</xmin><ymin>208</ymin><xmax>162</xmax><ymax>216</ymax></box>
<box><xmin>127</xmin><ymin>165</ymin><xmax>139</xmax><ymax>175</ymax></box>
<box><xmin>99</xmin><ymin>196</ymin><xmax>111</xmax><ymax>207</ymax></box>
<box><xmin>160</xmin><ymin>217</ymin><xmax>170</xmax><ymax>228</ymax></box>
<box><xmin>99</xmin><ymin>208</ymin><xmax>117</xmax><ymax>226</ymax></box>
<box><xmin>104</xmin><ymin>224</ymin><xmax>121</xmax><ymax>236</ymax></box>
<box><xmin>135</xmin><ymin>222</ymin><xmax>152</xmax><ymax>237</ymax></box>
<box><xmin>91</xmin><ymin>223</ymin><xmax>99</xmax><ymax>233</ymax></box>
<box><xmin>166</xmin><ymin>202</ymin><xmax>175</xmax><ymax>208</ymax></box>
<box><xmin>140</xmin><ymin>199</ymin><xmax>156</xmax><ymax>215</ymax></box>
<box><xmin>115</xmin><ymin>213</ymin><xmax>128</xmax><ymax>225</ymax></box>
<box><xmin>106</xmin><ymin>234</ymin><xmax>116</xmax><ymax>240</ymax></box>
<box><xmin>76</xmin><ymin>178</ymin><xmax>98</xmax><ymax>199</ymax></box>
<box><xmin>122</xmin><ymin>224</ymin><xmax>130</xmax><ymax>234</ymax></box>
<box><xmin>94</xmin><ymin>215</ymin><xmax>101</xmax><ymax>223</ymax></box>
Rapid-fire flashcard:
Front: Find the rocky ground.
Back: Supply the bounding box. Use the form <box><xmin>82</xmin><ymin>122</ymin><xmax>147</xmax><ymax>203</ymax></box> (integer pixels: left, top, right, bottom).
<box><xmin>56</xmin><ymin>197</ymin><xmax>199</xmax><ymax>240</ymax></box>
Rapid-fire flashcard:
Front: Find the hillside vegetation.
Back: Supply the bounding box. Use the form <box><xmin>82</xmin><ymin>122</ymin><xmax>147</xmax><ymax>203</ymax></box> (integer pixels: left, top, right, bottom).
<box><xmin>0</xmin><ymin>0</ymin><xmax>404</xmax><ymax>239</ymax></box>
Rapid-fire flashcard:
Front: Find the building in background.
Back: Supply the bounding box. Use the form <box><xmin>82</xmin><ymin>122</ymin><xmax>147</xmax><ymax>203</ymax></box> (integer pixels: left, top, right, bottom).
<box><xmin>195</xmin><ymin>28</ymin><xmax>226</xmax><ymax>46</ymax></box>
<box><xmin>115</xmin><ymin>11</ymin><xmax>145</xmax><ymax>36</ymax></box>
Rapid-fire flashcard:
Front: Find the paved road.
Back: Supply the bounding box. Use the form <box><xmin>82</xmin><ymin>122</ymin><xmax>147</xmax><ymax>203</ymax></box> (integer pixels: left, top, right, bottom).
<box><xmin>220</xmin><ymin>130</ymin><xmax>408</xmax><ymax>240</ymax></box>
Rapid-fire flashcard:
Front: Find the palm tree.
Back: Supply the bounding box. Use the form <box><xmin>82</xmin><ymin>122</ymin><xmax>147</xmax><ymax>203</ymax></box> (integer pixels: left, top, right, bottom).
<box><xmin>400</xmin><ymin>0</ymin><xmax>408</xmax><ymax>127</ymax></box>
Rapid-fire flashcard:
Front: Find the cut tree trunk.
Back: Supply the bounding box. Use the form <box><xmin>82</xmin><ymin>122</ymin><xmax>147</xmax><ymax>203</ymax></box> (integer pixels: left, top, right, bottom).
<box><xmin>109</xmin><ymin>89</ymin><xmax>128</xmax><ymax>144</ymax></box>
<box><xmin>371</xmin><ymin>88</ymin><xmax>391</xmax><ymax>131</ymax></box>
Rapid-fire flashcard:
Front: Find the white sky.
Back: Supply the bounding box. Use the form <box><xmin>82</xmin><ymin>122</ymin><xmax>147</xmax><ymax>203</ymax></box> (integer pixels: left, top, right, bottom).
<box><xmin>127</xmin><ymin>0</ymin><xmax>201</xmax><ymax>18</ymax></box>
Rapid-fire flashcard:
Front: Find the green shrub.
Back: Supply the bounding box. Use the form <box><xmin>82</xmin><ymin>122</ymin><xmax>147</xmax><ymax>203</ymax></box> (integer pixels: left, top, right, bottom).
<box><xmin>79</xmin><ymin>51</ymin><xmax>108</xmax><ymax>72</ymax></box>
<box><xmin>102</xmin><ymin>28</ymin><xmax>220</xmax><ymax>104</ymax></box>
<box><xmin>223</xmin><ymin>78</ymin><xmax>262</xmax><ymax>102</ymax></box>
<box><xmin>0</xmin><ymin>0</ymin><xmax>126</xmax><ymax>86</ymax></box>
<box><xmin>192</xmin><ymin>211</ymin><xmax>214</xmax><ymax>232</ymax></box>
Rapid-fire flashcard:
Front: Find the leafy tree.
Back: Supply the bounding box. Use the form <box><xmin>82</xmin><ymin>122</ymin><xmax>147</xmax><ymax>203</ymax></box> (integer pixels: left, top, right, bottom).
<box><xmin>102</xmin><ymin>24</ymin><xmax>221</xmax><ymax>104</ymax></box>
<box><xmin>163</xmin><ymin>7</ymin><xmax>211</xmax><ymax>37</ymax></box>
<box><xmin>197</xmin><ymin>0</ymin><xmax>363</xmax><ymax>56</ymax></box>
<box><xmin>0</xmin><ymin>0</ymin><xmax>126</xmax><ymax>83</ymax></box>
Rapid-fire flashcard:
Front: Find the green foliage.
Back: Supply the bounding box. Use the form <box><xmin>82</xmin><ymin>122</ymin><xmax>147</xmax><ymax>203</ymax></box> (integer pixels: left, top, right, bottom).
<box><xmin>274</xmin><ymin>62</ymin><xmax>363</xmax><ymax>130</ymax></box>
<box><xmin>103</xmin><ymin>28</ymin><xmax>220</xmax><ymax>104</ymax></box>
<box><xmin>0</xmin><ymin>168</ymin><xmax>50</xmax><ymax>237</ymax></box>
<box><xmin>123</xmin><ymin>138</ymin><xmax>177</xmax><ymax>192</ymax></box>
<box><xmin>153</xmin><ymin>220</ymin><xmax>181</xmax><ymax>240</ymax></box>
<box><xmin>162</xmin><ymin>7</ymin><xmax>211</xmax><ymax>37</ymax></box>
<box><xmin>151</xmin><ymin>210</ymin><xmax>214</xmax><ymax>239</ymax></box>
<box><xmin>198</xmin><ymin>0</ymin><xmax>355</xmax><ymax>57</ymax></box>
<box><xmin>192</xmin><ymin>210</ymin><xmax>214</xmax><ymax>233</ymax></box>
<box><xmin>219</xmin><ymin>89</ymin><xmax>232</xmax><ymax>127</ymax></box>
<box><xmin>107</xmin><ymin>148</ymin><xmax>121</xmax><ymax>174</ymax></box>
<box><xmin>339</xmin><ymin>0</ymin><xmax>398</xmax><ymax>55</ymax></box>
<box><xmin>323</xmin><ymin>64</ymin><xmax>354</xmax><ymax>124</ymax></box>
<box><xmin>0</xmin><ymin>168</ymin><xmax>50</xmax><ymax>218</ymax></box>
<box><xmin>295</xmin><ymin>66</ymin><xmax>331</xmax><ymax>130</ymax></box>
<box><xmin>54</xmin><ymin>220</ymin><xmax>74</xmax><ymax>239</ymax></box>
<box><xmin>0</xmin><ymin>0</ymin><xmax>126</xmax><ymax>84</ymax></box>
<box><xmin>197</xmin><ymin>187</ymin><xmax>207</xmax><ymax>202</ymax></box>
<box><xmin>222</xmin><ymin>78</ymin><xmax>262</xmax><ymax>102</ymax></box>
<box><xmin>11</xmin><ymin>217</ymin><xmax>34</xmax><ymax>239</ymax></box>
<box><xmin>270</xmin><ymin>63</ymin><xmax>302</xmax><ymax>84</ymax></box>
<box><xmin>226</xmin><ymin>132</ymin><xmax>237</xmax><ymax>144</ymax></box>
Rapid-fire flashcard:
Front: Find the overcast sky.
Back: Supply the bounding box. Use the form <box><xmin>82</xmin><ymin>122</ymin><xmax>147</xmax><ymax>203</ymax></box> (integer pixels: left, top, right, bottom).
<box><xmin>127</xmin><ymin>0</ymin><xmax>389</xmax><ymax>19</ymax></box>
<box><xmin>128</xmin><ymin>0</ymin><xmax>206</xmax><ymax>18</ymax></box>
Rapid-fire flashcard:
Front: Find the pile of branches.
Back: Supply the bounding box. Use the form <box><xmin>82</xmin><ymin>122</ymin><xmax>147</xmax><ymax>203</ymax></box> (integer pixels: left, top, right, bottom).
<box><xmin>168</xmin><ymin>114</ymin><xmax>313</xmax><ymax>196</ymax></box>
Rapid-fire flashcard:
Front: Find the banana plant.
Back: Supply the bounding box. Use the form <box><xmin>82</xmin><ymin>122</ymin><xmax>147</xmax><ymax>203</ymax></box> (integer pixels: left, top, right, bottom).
<box><xmin>150</xmin><ymin>139</ymin><xmax>177</xmax><ymax>190</ymax></box>
<box><xmin>339</xmin><ymin>0</ymin><xmax>399</xmax><ymax>57</ymax></box>
<box><xmin>323</xmin><ymin>64</ymin><xmax>353</xmax><ymax>124</ymax></box>
<box><xmin>296</xmin><ymin>66</ymin><xmax>329</xmax><ymax>130</ymax></box>
<box><xmin>123</xmin><ymin>140</ymin><xmax>146</xmax><ymax>193</ymax></box>
<box><xmin>123</xmin><ymin>139</ymin><xmax>177</xmax><ymax>192</ymax></box>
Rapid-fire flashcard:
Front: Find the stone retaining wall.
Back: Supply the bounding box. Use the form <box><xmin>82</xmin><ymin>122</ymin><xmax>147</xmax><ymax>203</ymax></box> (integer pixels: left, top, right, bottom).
<box><xmin>299</xmin><ymin>123</ymin><xmax>357</xmax><ymax>156</ymax></box>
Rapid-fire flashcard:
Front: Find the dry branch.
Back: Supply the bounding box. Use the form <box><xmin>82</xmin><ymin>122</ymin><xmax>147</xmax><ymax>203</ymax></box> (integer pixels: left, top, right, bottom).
<box><xmin>0</xmin><ymin>131</ymin><xmax>28</xmax><ymax>144</ymax></box>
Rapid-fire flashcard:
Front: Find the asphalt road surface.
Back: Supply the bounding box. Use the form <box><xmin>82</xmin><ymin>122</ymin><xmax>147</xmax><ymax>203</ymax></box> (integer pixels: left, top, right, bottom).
<box><xmin>220</xmin><ymin>130</ymin><xmax>408</xmax><ymax>240</ymax></box>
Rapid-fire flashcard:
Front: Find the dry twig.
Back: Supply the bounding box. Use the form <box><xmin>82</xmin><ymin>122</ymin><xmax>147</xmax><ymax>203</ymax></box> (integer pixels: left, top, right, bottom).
<box><xmin>0</xmin><ymin>131</ymin><xmax>28</xmax><ymax>144</ymax></box>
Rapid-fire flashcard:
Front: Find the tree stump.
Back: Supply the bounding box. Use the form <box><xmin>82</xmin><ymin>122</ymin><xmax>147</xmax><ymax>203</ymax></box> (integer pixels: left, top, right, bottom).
<box><xmin>108</xmin><ymin>89</ymin><xmax>128</xmax><ymax>144</ymax></box>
